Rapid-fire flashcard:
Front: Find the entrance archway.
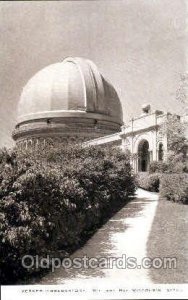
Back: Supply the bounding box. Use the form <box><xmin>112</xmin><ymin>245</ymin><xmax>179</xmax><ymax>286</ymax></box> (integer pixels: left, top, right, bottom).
<box><xmin>138</xmin><ymin>140</ymin><xmax>150</xmax><ymax>172</ymax></box>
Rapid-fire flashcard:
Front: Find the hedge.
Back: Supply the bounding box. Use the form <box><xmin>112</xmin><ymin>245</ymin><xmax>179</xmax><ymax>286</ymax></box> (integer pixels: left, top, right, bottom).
<box><xmin>0</xmin><ymin>145</ymin><xmax>136</xmax><ymax>284</ymax></box>
<box><xmin>149</xmin><ymin>156</ymin><xmax>188</xmax><ymax>174</ymax></box>
<box><xmin>149</xmin><ymin>161</ymin><xmax>169</xmax><ymax>174</ymax></box>
<box><xmin>160</xmin><ymin>173</ymin><xmax>188</xmax><ymax>204</ymax></box>
<box><xmin>136</xmin><ymin>172</ymin><xmax>160</xmax><ymax>192</ymax></box>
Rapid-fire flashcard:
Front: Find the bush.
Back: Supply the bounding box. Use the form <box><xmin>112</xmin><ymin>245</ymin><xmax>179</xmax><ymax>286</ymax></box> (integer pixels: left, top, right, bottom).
<box><xmin>0</xmin><ymin>145</ymin><xmax>136</xmax><ymax>283</ymax></box>
<box><xmin>165</xmin><ymin>153</ymin><xmax>188</xmax><ymax>173</ymax></box>
<box><xmin>149</xmin><ymin>161</ymin><xmax>169</xmax><ymax>174</ymax></box>
<box><xmin>149</xmin><ymin>155</ymin><xmax>188</xmax><ymax>175</ymax></box>
<box><xmin>136</xmin><ymin>173</ymin><xmax>160</xmax><ymax>192</ymax></box>
<box><xmin>160</xmin><ymin>173</ymin><xmax>188</xmax><ymax>204</ymax></box>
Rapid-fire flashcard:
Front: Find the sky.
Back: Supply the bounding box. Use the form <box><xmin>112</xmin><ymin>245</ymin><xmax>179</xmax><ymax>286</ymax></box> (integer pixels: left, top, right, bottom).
<box><xmin>0</xmin><ymin>0</ymin><xmax>187</xmax><ymax>148</ymax></box>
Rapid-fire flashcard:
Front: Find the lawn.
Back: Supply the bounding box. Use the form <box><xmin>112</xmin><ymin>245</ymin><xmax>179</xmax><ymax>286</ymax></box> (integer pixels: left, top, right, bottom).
<box><xmin>147</xmin><ymin>197</ymin><xmax>188</xmax><ymax>283</ymax></box>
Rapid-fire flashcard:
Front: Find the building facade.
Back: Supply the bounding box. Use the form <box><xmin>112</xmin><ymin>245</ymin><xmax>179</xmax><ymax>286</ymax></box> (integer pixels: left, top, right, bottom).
<box><xmin>84</xmin><ymin>105</ymin><xmax>171</xmax><ymax>172</ymax></box>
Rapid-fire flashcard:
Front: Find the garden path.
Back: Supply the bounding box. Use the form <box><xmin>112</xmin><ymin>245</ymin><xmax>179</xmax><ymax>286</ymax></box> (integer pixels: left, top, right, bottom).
<box><xmin>38</xmin><ymin>188</ymin><xmax>159</xmax><ymax>285</ymax></box>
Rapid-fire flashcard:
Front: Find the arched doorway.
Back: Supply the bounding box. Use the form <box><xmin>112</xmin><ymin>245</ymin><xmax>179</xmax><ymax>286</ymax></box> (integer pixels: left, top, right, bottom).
<box><xmin>138</xmin><ymin>140</ymin><xmax>150</xmax><ymax>172</ymax></box>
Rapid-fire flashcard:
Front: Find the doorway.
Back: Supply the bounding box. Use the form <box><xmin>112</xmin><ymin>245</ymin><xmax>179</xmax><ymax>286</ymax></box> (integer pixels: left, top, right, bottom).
<box><xmin>138</xmin><ymin>140</ymin><xmax>150</xmax><ymax>172</ymax></box>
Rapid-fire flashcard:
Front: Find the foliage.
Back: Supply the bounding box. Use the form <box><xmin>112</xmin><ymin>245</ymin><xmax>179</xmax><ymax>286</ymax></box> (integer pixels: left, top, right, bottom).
<box><xmin>149</xmin><ymin>161</ymin><xmax>169</xmax><ymax>174</ymax></box>
<box><xmin>149</xmin><ymin>155</ymin><xmax>188</xmax><ymax>174</ymax></box>
<box><xmin>160</xmin><ymin>173</ymin><xmax>188</xmax><ymax>204</ymax></box>
<box><xmin>136</xmin><ymin>172</ymin><xmax>160</xmax><ymax>192</ymax></box>
<box><xmin>0</xmin><ymin>144</ymin><xmax>136</xmax><ymax>284</ymax></box>
<box><xmin>165</xmin><ymin>153</ymin><xmax>188</xmax><ymax>173</ymax></box>
<box><xmin>162</xmin><ymin>114</ymin><xmax>187</xmax><ymax>155</ymax></box>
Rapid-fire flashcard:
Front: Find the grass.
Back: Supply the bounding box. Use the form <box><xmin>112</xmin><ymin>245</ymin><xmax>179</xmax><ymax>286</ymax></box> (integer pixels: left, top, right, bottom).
<box><xmin>147</xmin><ymin>197</ymin><xmax>188</xmax><ymax>283</ymax></box>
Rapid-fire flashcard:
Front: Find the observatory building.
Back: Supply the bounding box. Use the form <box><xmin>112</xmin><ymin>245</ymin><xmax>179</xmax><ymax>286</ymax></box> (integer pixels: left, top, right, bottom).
<box><xmin>12</xmin><ymin>57</ymin><xmax>188</xmax><ymax>173</ymax></box>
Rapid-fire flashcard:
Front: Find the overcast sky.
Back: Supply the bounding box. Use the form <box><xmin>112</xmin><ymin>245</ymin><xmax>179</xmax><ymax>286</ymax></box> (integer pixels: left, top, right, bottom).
<box><xmin>0</xmin><ymin>0</ymin><xmax>187</xmax><ymax>147</ymax></box>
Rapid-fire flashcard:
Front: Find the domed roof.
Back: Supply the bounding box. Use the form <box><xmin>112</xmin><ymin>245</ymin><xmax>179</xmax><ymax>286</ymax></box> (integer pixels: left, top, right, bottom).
<box><xmin>17</xmin><ymin>57</ymin><xmax>123</xmax><ymax>125</ymax></box>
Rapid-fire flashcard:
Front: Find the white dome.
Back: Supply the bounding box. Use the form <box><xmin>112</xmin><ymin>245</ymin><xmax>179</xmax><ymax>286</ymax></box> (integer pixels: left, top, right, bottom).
<box><xmin>13</xmin><ymin>57</ymin><xmax>123</xmax><ymax>143</ymax></box>
<box><xmin>17</xmin><ymin>57</ymin><xmax>123</xmax><ymax>124</ymax></box>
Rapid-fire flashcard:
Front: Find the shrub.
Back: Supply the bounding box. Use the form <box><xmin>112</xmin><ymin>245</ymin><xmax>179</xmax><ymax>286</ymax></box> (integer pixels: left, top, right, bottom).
<box><xmin>149</xmin><ymin>161</ymin><xmax>169</xmax><ymax>174</ymax></box>
<box><xmin>160</xmin><ymin>173</ymin><xmax>188</xmax><ymax>204</ymax></box>
<box><xmin>165</xmin><ymin>153</ymin><xmax>188</xmax><ymax>173</ymax></box>
<box><xmin>149</xmin><ymin>154</ymin><xmax>188</xmax><ymax>174</ymax></box>
<box><xmin>0</xmin><ymin>144</ymin><xmax>136</xmax><ymax>283</ymax></box>
<box><xmin>136</xmin><ymin>173</ymin><xmax>160</xmax><ymax>192</ymax></box>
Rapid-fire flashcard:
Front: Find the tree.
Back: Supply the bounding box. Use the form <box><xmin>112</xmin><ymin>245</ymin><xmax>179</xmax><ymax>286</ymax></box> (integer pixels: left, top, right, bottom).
<box><xmin>164</xmin><ymin>114</ymin><xmax>187</xmax><ymax>157</ymax></box>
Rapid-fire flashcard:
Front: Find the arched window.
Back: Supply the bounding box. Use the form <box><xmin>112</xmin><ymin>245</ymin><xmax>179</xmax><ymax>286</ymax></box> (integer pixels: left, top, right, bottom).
<box><xmin>158</xmin><ymin>143</ymin><xmax>164</xmax><ymax>161</ymax></box>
